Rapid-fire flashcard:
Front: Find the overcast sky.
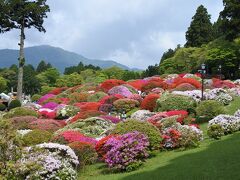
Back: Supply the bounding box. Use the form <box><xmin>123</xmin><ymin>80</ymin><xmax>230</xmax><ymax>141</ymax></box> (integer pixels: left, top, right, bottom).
<box><xmin>0</xmin><ymin>0</ymin><xmax>223</xmax><ymax>69</ymax></box>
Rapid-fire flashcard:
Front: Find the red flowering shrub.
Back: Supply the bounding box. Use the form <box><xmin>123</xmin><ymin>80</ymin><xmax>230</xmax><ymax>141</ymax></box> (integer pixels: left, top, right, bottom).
<box><xmin>95</xmin><ymin>135</ymin><xmax>118</xmax><ymax>160</ymax></box>
<box><xmin>141</xmin><ymin>94</ymin><xmax>160</xmax><ymax>111</ymax></box>
<box><xmin>113</xmin><ymin>98</ymin><xmax>140</xmax><ymax>112</ymax></box>
<box><xmin>48</xmin><ymin>87</ymin><xmax>68</xmax><ymax>95</ymax></box>
<box><xmin>127</xmin><ymin>79</ymin><xmax>147</xmax><ymax>90</ymax></box>
<box><xmin>100</xmin><ymin>79</ymin><xmax>126</xmax><ymax>92</ymax></box>
<box><xmin>29</xmin><ymin>119</ymin><xmax>64</xmax><ymax>132</ymax></box>
<box><xmin>162</xmin><ymin>128</ymin><xmax>181</xmax><ymax>149</ymax></box>
<box><xmin>173</xmin><ymin>83</ymin><xmax>197</xmax><ymax>91</ymax></box>
<box><xmin>171</xmin><ymin>77</ymin><xmax>201</xmax><ymax>89</ymax></box>
<box><xmin>129</xmin><ymin>94</ymin><xmax>143</xmax><ymax>103</ymax></box>
<box><xmin>141</xmin><ymin>81</ymin><xmax>163</xmax><ymax>92</ymax></box>
<box><xmin>38</xmin><ymin>110</ymin><xmax>56</xmax><ymax>119</ymax></box>
<box><xmin>74</xmin><ymin>102</ymin><xmax>101</xmax><ymax>111</ymax></box>
<box><xmin>69</xmin><ymin>141</ymin><xmax>98</xmax><ymax>166</ymax></box>
<box><xmin>212</xmin><ymin>78</ymin><xmax>236</xmax><ymax>88</ymax></box>
<box><xmin>99</xmin><ymin>94</ymin><xmax>124</xmax><ymax>104</ymax></box>
<box><xmin>10</xmin><ymin>116</ymin><xmax>38</xmax><ymax>129</ymax></box>
<box><xmin>69</xmin><ymin>92</ymin><xmax>89</xmax><ymax>104</ymax></box>
<box><xmin>53</xmin><ymin>130</ymin><xmax>97</xmax><ymax>145</ymax></box>
<box><xmin>147</xmin><ymin>112</ymin><xmax>168</xmax><ymax>129</ymax></box>
<box><xmin>59</xmin><ymin>98</ymin><xmax>70</xmax><ymax>104</ymax></box>
<box><xmin>69</xmin><ymin>110</ymin><xmax>106</xmax><ymax>123</ymax></box>
<box><xmin>166</xmin><ymin>110</ymin><xmax>188</xmax><ymax>124</ymax></box>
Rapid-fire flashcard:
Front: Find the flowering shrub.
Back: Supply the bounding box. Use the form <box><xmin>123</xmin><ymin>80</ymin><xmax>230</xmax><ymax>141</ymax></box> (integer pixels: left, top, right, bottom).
<box><xmin>99</xmin><ymin>104</ymin><xmax>113</xmax><ymax>113</ymax></box>
<box><xmin>162</xmin><ymin>128</ymin><xmax>181</xmax><ymax>149</ymax></box>
<box><xmin>104</xmin><ymin>131</ymin><xmax>149</xmax><ymax>172</ymax></box>
<box><xmin>131</xmin><ymin>110</ymin><xmax>156</xmax><ymax>122</ymax></box>
<box><xmin>86</xmin><ymin>92</ymin><xmax>107</xmax><ymax>102</ymax></box>
<box><xmin>212</xmin><ymin>78</ymin><xmax>236</xmax><ymax>88</ymax></box>
<box><xmin>156</xmin><ymin>93</ymin><xmax>196</xmax><ymax>113</ymax></box>
<box><xmin>166</xmin><ymin>110</ymin><xmax>188</xmax><ymax>124</ymax></box>
<box><xmin>10</xmin><ymin>116</ymin><xmax>38</xmax><ymax>130</ymax></box>
<box><xmin>140</xmin><ymin>94</ymin><xmax>160</xmax><ymax>111</ymax></box>
<box><xmin>37</xmin><ymin>94</ymin><xmax>55</xmax><ymax>105</ymax></box>
<box><xmin>127</xmin><ymin>79</ymin><xmax>147</xmax><ymax>90</ymax></box>
<box><xmin>108</xmin><ymin>85</ymin><xmax>133</xmax><ymax>98</ymax></box>
<box><xmin>48</xmin><ymin>87</ymin><xmax>68</xmax><ymax>95</ymax></box>
<box><xmin>42</xmin><ymin>102</ymin><xmax>59</xmax><ymax>110</ymax></box>
<box><xmin>100</xmin><ymin>115</ymin><xmax>121</xmax><ymax>124</ymax></box>
<box><xmin>69</xmin><ymin>141</ymin><xmax>98</xmax><ymax>166</ymax></box>
<box><xmin>29</xmin><ymin>119</ymin><xmax>64</xmax><ymax>132</ymax></box>
<box><xmin>75</xmin><ymin>102</ymin><xmax>101</xmax><ymax>111</ymax></box>
<box><xmin>69</xmin><ymin>92</ymin><xmax>89</xmax><ymax>104</ymax></box>
<box><xmin>53</xmin><ymin>130</ymin><xmax>97</xmax><ymax>145</ymax></box>
<box><xmin>95</xmin><ymin>135</ymin><xmax>118</xmax><ymax>159</ymax></box>
<box><xmin>208</xmin><ymin>115</ymin><xmax>240</xmax><ymax>134</ymax></box>
<box><xmin>234</xmin><ymin>109</ymin><xmax>240</xmax><ymax>117</ymax></box>
<box><xmin>173</xmin><ymin>83</ymin><xmax>197</xmax><ymax>91</ymax></box>
<box><xmin>205</xmin><ymin>88</ymin><xmax>233</xmax><ymax>105</ymax></box>
<box><xmin>207</xmin><ymin>124</ymin><xmax>224</xmax><ymax>139</ymax></box>
<box><xmin>171</xmin><ymin>77</ymin><xmax>201</xmax><ymax>89</ymax></box>
<box><xmin>141</xmin><ymin>80</ymin><xmax>167</xmax><ymax>93</ymax></box>
<box><xmin>69</xmin><ymin>110</ymin><xmax>106</xmax><ymax>123</ymax></box>
<box><xmin>196</xmin><ymin>100</ymin><xmax>225</xmax><ymax>122</ymax></box>
<box><xmin>172</xmin><ymin>90</ymin><xmax>202</xmax><ymax>102</ymax></box>
<box><xmin>38</xmin><ymin>108</ymin><xmax>57</xmax><ymax>119</ymax></box>
<box><xmin>15</xmin><ymin>143</ymin><xmax>79</xmax><ymax>179</ymax></box>
<box><xmin>147</xmin><ymin>112</ymin><xmax>168</xmax><ymax>128</ymax></box>
<box><xmin>100</xmin><ymin>79</ymin><xmax>126</xmax><ymax>92</ymax></box>
<box><xmin>56</xmin><ymin>105</ymin><xmax>80</xmax><ymax>119</ymax></box>
<box><xmin>112</xmin><ymin>119</ymin><xmax>162</xmax><ymax>150</ymax></box>
<box><xmin>58</xmin><ymin>117</ymin><xmax>114</xmax><ymax>138</ymax></box>
<box><xmin>113</xmin><ymin>98</ymin><xmax>140</xmax><ymax>112</ymax></box>
<box><xmin>99</xmin><ymin>94</ymin><xmax>124</xmax><ymax>104</ymax></box>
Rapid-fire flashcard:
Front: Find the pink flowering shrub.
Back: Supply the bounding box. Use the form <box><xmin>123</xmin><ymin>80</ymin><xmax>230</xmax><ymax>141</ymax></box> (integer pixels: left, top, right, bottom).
<box><xmin>37</xmin><ymin>94</ymin><xmax>55</xmax><ymax>105</ymax></box>
<box><xmin>42</xmin><ymin>102</ymin><xmax>59</xmax><ymax>110</ymax></box>
<box><xmin>100</xmin><ymin>115</ymin><xmax>121</xmax><ymax>124</ymax></box>
<box><xmin>108</xmin><ymin>85</ymin><xmax>133</xmax><ymax>98</ymax></box>
<box><xmin>104</xmin><ymin>131</ymin><xmax>149</xmax><ymax>171</ymax></box>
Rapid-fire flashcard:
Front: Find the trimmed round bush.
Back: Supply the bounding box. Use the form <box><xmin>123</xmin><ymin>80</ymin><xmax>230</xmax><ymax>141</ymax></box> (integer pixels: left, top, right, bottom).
<box><xmin>29</xmin><ymin>119</ymin><xmax>64</xmax><ymax>132</ymax></box>
<box><xmin>8</xmin><ymin>99</ymin><xmax>21</xmax><ymax>110</ymax></box>
<box><xmin>3</xmin><ymin>107</ymin><xmax>38</xmax><ymax>119</ymax></box>
<box><xmin>207</xmin><ymin>124</ymin><xmax>224</xmax><ymax>139</ymax></box>
<box><xmin>156</xmin><ymin>93</ymin><xmax>196</xmax><ymax>113</ymax></box>
<box><xmin>87</xmin><ymin>92</ymin><xmax>107</xmax><ymax>102</ymax></box>
<box><xmin>196</xmin><ymin>100</ymin><xmax>225</xmax><ymax>123</ymax></box>
<box><xmin>140</xmin><ymin>94</ymin><xmax>160</xmax><ymax>111</ymax></box>
<box><xmin>173</xmin><ymin>83</ymin><xmax>197</xmax><ymax>91</ymax></box>
<box><xmin>113</xmin><ymin>99</ymin><xmax>140</xmax><ymax>112</ymax></box>
<box><xmin>11</xmin><ymin>116</ymin><xmax>38</xmax><ymax>130</ymax></box>
<box><xmin>111</xmin><ymin>119</ymin><xmax>162</xmax><ymax>150</ymax></box>
<box><xmin>0</xmin><ymin>103</ymin><xmax>6</xmax><ymax>111</ymax></box>
<box><xmin>68</xmin><ymin>141</ymin><xmax>98</xmax><ymax>166</ymax></box>
<box><xmin>31</xmin><ymin>94</ymin><xmax>41</xmax><ymax>102</ymax></box>
<box><xmin>22</xmin><ymin>129</ymin><xmax>52</xmax><ymax>146</ymax></box>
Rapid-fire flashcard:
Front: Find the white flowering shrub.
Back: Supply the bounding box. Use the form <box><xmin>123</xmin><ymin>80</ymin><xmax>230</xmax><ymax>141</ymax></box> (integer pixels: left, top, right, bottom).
<box><xmin>234</xmin><ymin>79</ymin><xmax>240</xmax><ymax>85</ymax></box>
<box><xmin>172</xmin><ymin>90</ymin><xmax>202</xmax><ymax>102</ymax></box>
<box><xmin>205</xmin><ymin>88</ymin><xmax>233</xmax><ymax>105</ymax></box>
<box><xmin>17</xmin><ymin>129</ymin><xmax>32</xmax><ymax>136</ymax></box>
<box><xmin>15</xmin><ymin>143</ymin><xmax>79</xmax><ymax>180</ymax></box>
<box><xmin>56</xmin><ymin>105</ymin><xmax>80</xmax><ymax>119</ymax></box>
<box><xmin>131</xmin><ymin>110</ymin><xmax>156</xmax><ymax>121</ymax></box>
<box><xmin>228</xmin><ymin>88</ymin><xmax>240</xmax><ymax>97</ymax></box>
<box><xmin>208</xmin><ymin>115</ymin><xmax>240</xmax><ymax>134</ymax></box>
<box><xmin>234</xmin><ymin>109</ymin><xmax>240</xmax><ymax>118</ymax></box>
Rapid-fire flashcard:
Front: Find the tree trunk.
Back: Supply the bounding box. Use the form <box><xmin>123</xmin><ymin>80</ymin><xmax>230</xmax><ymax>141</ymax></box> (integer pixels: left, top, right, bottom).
<box><xmin>17</xmin><ymin>25</ymin><xmax>25</xmax><ymax>101</ymax></box>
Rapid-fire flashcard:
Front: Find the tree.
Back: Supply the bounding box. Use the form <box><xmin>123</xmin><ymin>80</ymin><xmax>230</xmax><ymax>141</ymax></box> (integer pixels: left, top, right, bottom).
<box><xmin>23</xmin><ymin>64</ymin><xmax>40</xmax><ymax>94</ymax></box>
<box><xmin>56</xmin><ymin>73</ymin><xmax>83</xmax><ymax>87</ymax></box>
<box><xmin>185</xmin><ymin>5</ymin><xmax>213</xmax><ymax>47</ymax></box>
<box><xmin>160</xmin><ymin>45</ymin><xmax>181</xmax><ymax>64</ymax></box>
<box><xmin>142</xmin><ymin>64</ymin><xmax>160</xmax><ymax>77</ymax></box>
<box><xmin>220</xmin><ymin>0</ymin><xmax>240</xmax><ymax>40</ymax></box>
<box><xmin>0</xmin><ymin>0</ymin><xmax>50</xmax><ymax>100</ymax></box>
<box><xmin>36</xmin><ymin>60</ymin><xmax>52</xmax><ymax>73</ymax></box>
<box><xmin>0</xmin><ymin>76</ymin><xmax>7</xmax><ymax>92</ymax></box>
<box><xmin>36</xmin><ymin>68</ymin><xmax>60</xmax><ymax>87</ymax></box>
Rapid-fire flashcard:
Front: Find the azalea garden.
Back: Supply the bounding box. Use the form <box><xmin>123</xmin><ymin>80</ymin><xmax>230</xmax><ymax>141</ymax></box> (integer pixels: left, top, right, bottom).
<box><xmin>1</xmin><ymin>73</ymin><xmax>240</xmax><ymax>179</ymax></box>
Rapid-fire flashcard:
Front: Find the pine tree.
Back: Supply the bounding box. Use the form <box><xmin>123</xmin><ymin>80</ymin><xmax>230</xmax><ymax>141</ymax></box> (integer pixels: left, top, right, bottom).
<box><xmin>185</xmin><ymin>5</ymin><xmax>213</xmax><ymax>47</ymax></box>
<box><xmin>220</xmin><ymin>0</ymin><xmax>240</xmax><ymax>40</ymax></box>
<box><xmin>36</xmin><ymin>60</ymin><xmax>51</xmax><ymax>73</ymax></box>
<box><xmin>0</xmin><ymin>0</ymin><xmax>50</xmax><ymax>100</ymax></box>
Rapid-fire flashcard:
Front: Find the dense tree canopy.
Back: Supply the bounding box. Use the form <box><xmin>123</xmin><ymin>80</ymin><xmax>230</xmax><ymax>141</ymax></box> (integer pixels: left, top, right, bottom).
<box><xmin>185</xmin><ymin>5</ymin><xmax>213</xmax><ymax>47</ymax></box>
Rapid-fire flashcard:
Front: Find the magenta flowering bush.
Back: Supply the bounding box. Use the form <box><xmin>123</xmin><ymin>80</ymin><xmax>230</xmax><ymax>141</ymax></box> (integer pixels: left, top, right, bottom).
<box><xmin>100</xmin><ymin>115</ymin><xmax>121</xmax><ymax>124</ymax></box>
<box><xmin>42</xmin><ymin>102</ymin><xmax>59</xmax><ymax>110</ymax></box>
<box><xmin>37</xmin><ymin>94</ymin><xmax>55</xmax><ymax>105</ymax></box>
<box><xmin>104</xmin><ymin>131</ymin><xmax>149</xmax><ymax>172</ymax></box>
<box><xmin>108</xmin><ymin>85</ymin><xmax>133</xmax><ymax>98</ymax></box>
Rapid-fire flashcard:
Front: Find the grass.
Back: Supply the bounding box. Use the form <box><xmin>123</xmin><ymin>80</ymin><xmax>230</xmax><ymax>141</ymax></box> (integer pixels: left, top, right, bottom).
<box><xmin>78</xmin><ymin>123</ymin><xmax>240</xmax><ymax>180</ymax></box>
<box><xmin>225</xmin><ymin>96</ymin><xmax>240</xmax><ymax>115</ymax></box>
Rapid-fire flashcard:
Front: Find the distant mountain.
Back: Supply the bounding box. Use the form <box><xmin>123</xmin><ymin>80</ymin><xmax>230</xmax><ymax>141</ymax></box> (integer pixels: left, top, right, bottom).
<box><xmin>0</xmin><ymin>45</ymin><xmax>139</xmax><ymax>72</ymax></box>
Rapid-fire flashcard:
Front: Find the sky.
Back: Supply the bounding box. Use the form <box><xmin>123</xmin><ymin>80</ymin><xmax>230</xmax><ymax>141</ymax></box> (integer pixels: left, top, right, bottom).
<box><xmin>0</xmin><ymin>0</ymin><xmax>224</xmax><ymax>69</ymax></box>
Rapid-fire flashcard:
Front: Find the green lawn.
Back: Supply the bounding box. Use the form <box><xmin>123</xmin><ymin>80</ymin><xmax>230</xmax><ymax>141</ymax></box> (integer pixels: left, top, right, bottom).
<box><xmin>225</xmin><ymin>96</ymin><xmax>240</xmax><ymax>115</ymax></box>
<box><xmin>78</xmin><ymin>123</ymin><xmax>240</xmax><ymax>180</ymax></box>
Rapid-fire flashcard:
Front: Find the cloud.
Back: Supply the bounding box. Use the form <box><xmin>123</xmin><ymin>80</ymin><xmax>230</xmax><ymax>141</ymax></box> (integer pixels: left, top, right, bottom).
<box><xmin>0</xmin><ymin>0</ymin><xmax>223</xmax><ymax>69</ymax></box>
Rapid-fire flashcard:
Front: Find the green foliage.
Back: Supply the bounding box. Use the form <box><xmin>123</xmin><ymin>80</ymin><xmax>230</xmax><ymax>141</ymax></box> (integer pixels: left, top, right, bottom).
<box><xmin>4</xmin><ymin>107</ymin><xmax>38</xmax><ymax>119</ymax></box>
<box><xmin>0</xmin><ymin>119</ymin><xmax>22</xmax><ymax>177</ymax></box>
<box><xmin>142</xmin><ymin>64</ymin><xmax>159</xmax><ymax>78</ymax></box>
<box><xmin>64</xmin><ymin>62</ymin><xmax>101</xmax><ymax>75</ymax></box>
<box><xmin>23</xmin><ymin>64</ymin><xmax>40</xmax><ymax>95</ymax></box>
<box><xmin>156</xmin><ymin>93</ymin><xmax>196</xmax><ymax>113</ymax></box>
<box><xmin>22</xmin><ymin>129</ymin><xmax>52</xmax><ymax>146</ymax></box>
<box><xmin>0</xmin><ymin>103</ymin><xmax>6</xmax><ymax>111</ymax></box>
<box><xmin>196</xmin><ymin>100</ymin><xmax>226</xmax><ymax>123</ymax></box>
<box><xmin>0</xmin><ymin>76</ymin><xmax>7</xmax><ymax>92</ymax></box>
<box><xmin>112</xmin><ymin>119</ymin><xmax>162</xmax><ymax>150</ymax></box>
<box><xmin>31</xmin><ymin>94</ymin><xmax>41</xmax><ymax>102</ymax></box>
<box><xmin>220</xmin><ymin>0</ymin><xmax>240</xmax><ymax>40</ymax></box>
<box><xmin>87</xmin><ymin>92</ymin><xmax>107</xmax><ymax>102</ymax></box>
<box><xmin>102</xmin><ymin>66</ymin><xmax>125</xmax><ymax>79</ymax></box>
<box><xmin>56</xmin><ymin>72</ymin><xmax>83</xmax><ymax>87</ymax></box>
<box><xmin>41</xmin><ymin>85</ymin><xmax>55</xmax><ymax>95</ymax></box>
<box><xmin>207</xmin><ymin>124</ymin><xmax>224</xmax><ymax>139</ymax></box>
<box><xmin>185</xmin><ymin>5</ymin><xmax>213</xmax><ymax>47</ymax></box>
<box><xmin>37</xmin><ymin>68</ymin><xmax>60</xmax><ymax>87</ymax></box>
<box><xmin>36</xmin><ymin>60</ymin><xmax>52</xmax><ymax>73</ymax></box>
<box><xmin>113</xmin><ymin>99</ymin><xmax>140</xmax><ymax>112</ymax></box>
<box><xmin>8</xmin><ymin>100</ymin><xmax>21</xmax><ymax>110</ymax></box>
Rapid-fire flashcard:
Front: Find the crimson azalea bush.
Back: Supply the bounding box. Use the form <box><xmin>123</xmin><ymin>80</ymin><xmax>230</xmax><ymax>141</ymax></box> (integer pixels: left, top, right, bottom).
<box><xmin>99</xmin><ymin>94</ymin><xmax>124</xmax><ymax>104</ymax></box>
<box><xmin>171</xmin><ymin>77</ymin><xmax>201</xmax><ymax>89</ymax></box>
<box><xmin>100</xmin><ymin>79</ymin><xmax>126</xmax><ymax>92</ymax></box>
<box><xmin>140</xmin><ymin>94</ymin><xmax>160</xmax><ymax>111</ymax></box>
<box><xmin>68</xmin><ymin>141</ymin><xmax>98</xmax><ymax>166</ymax></box>
<box><xmin>173</xmin><ymin>83</ymin><xmax>197</xmax><ymax>91</ymax></box>
<box><xmin>53</xmin><ymin>130</ymin><xmax>97</xmax><ymax>145</ymax></box>
<box><xmin>48</xmin><ymin>87</ymin><xmax>68</xmax><ymax>95</ymax></box>
<box><xmin>162</xmin><ymin>128</ymin><xmax>181</xmax><ymax>149</ymax></box>
<box><xmin>166</xmin><ymin>110</ymin><xmax>188</xmax><ymax>124</ymax></box>
<box><xmin>38</xmin><ymin>110</ymin><xmax>56</xmax><ymax>119</ymax></box>
<box><xmin>127</xmin><ymin>79</ymin><xmax>147</xmax><ymax>90</ymax></box>
<box><xmin>74</xmin><ymin>102</ymin><xmax>101</xmax><ymax>111</ymax></box>
<box><xmin>104</xmin><ymin>131</ymin><xmax>149</xmax><ymax>172</ymax></box>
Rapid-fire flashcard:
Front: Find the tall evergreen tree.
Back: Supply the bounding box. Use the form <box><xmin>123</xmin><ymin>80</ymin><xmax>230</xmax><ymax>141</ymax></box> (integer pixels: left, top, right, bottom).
<box><xmin>185</xmin><ymin>5</ymin><xmax>213</xmax><ymax>47</ymax></box>
<box><xmin>220</xmin><ymin>0</ymin><xmax>240</xmax><ymax>40</ymax></box>
<box><xmin>36</xmin><ymin>60</ymin><xmax>51</xmax><ymax>73</ymax></box>
<box><xmin>0</xmin><ymin>0</ymin><xmax>50</xmax><ymax>100</ymax></box>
